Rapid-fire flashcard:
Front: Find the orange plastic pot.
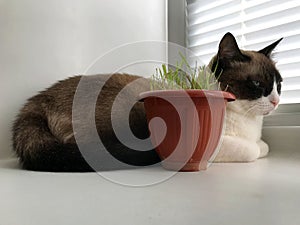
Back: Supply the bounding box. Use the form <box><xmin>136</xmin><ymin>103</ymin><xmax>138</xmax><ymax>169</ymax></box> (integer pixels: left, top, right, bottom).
<box><xmin>139</xmin><ymin>90</ymin><xmax>235</xmax><ymax>172</ymax></box>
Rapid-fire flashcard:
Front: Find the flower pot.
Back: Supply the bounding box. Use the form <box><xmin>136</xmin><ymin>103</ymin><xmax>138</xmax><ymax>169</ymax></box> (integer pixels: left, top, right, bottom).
<box><xmin>139</xmin><ymin>90</ymin><xmax>235</xmax><ymax>172</ymax></box>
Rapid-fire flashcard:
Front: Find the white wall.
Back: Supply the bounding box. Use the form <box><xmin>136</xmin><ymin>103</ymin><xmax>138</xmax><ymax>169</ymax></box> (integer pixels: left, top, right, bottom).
<box><xmin>0</xmin><ymin>0</ymin><xmax>167</xmax><ymax>158</ymax></box>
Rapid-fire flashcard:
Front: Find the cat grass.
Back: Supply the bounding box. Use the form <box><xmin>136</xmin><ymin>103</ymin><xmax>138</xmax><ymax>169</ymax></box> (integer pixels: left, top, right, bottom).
<box><xmin>151</xmin><ymin>52</ymin><xmax>221</xmax><ymax>91</ymax></box>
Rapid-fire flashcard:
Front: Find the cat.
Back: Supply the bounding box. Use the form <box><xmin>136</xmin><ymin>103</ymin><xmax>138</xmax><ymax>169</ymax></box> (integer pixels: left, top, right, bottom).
<box><xmin>12</xmin><ymin>32</ymin><xmax>282</xmax><ymax>172</ymax></box>
<box><xmin>209</xmin><ymin>32</ymin><xmax>282</xmax><ymax>162</ymax></box>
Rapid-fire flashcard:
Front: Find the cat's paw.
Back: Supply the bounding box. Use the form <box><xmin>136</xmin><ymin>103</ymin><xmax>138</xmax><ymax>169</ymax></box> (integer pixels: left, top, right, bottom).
<box><xmin>213</xmin><ymin>135</ymin><xmax>260</xmax><ymax>162</ymax></box>
<box><xmin>257</xmin><ymin>139</ymin><xmax>269</xmax><ymax>158</ymax></box>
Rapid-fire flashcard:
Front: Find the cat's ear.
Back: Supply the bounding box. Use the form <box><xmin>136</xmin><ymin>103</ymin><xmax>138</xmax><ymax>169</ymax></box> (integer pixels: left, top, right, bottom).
<box><xmin>258</xmin><ymin>38</ymin><xmax>283</xmax><ymax>58</ymax></box>
<box><xmin>218</xmin><ymin>32</ymin><xmax>249</xmax><ymax>62</ymax></box>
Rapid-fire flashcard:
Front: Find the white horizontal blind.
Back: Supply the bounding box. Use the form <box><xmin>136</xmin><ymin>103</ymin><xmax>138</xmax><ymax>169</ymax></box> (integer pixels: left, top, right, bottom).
<box><xmin>186</xmin><ymin>0</ymin><xmax>300</xmax><ymax>104</ymax></box>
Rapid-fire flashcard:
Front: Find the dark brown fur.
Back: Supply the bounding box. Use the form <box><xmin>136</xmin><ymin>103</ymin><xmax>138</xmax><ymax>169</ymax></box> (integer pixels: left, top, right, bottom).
<box><xmin>12</xmin><ymin>74</ymin><xmax>160</xmax><ymax>172</ymax></box>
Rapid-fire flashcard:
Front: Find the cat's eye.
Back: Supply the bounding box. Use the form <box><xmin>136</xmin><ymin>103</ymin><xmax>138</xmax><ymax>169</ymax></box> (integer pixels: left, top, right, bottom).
<box><xmin>277</xmin><ymin>82</ymin><xmax>282</xmax><ymax>94</ymax></box>
<box><xmin>252</xmin><ymin>80</ymin><xmax>260</xmax><ymax>87</ymax></box>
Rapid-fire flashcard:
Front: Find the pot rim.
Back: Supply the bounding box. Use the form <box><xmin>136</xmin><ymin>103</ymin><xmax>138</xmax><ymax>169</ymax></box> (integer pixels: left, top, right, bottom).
<box><xmin>139</xmin><ymin>89</ymin><xmax>236</xmax><ymax>102</ymax></box>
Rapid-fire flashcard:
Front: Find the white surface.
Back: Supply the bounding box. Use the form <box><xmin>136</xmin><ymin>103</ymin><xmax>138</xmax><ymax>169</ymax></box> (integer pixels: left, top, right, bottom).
<box><xmin>1</xmin><ymin>142</ymin><xmax>299</xmax><ymax>225</ymax></box>
<box><xmin>0</xmin><ymin>0</ymin><xmax>167</xmax><ymax>158</ymax></box>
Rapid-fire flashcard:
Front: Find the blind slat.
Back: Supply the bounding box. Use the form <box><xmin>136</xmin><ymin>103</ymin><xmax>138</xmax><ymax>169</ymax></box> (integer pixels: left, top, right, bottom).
<box><xmin>188</xmin><ymin>0</ymin><xmax>236</xmax><ymax>16</ymax></box>
<box><xmin>281</xmin><ymin>76</ymin><xmax>300</xmax><ymax>92</ymax></box>
<box><xmin>245</xmin><ymin>33</ymin><xmax>300</xmax><ymax>49</ymax></box>
<box><xmin>281</xmin><ymin>90</ymin><xmax>300</xmax><ymax>104</ymax></box>
<box><xmin>189</xmin><ymin>4</ymin><xmax>300</xmax><ymax>36</ymax></box>
<box><xmin>188</xmin><ymin>1</ymin><xmax>241</xmax><ymax>27</ymax></box>
<box><xmin>188</xmin><ymin>24</ymin><xmax>242</xmax><ymax>47</ymax></box>
<box><xmin>244</xmin><ymin>1</ymin><xmax>300</xmax><ymax>21</ymax></box>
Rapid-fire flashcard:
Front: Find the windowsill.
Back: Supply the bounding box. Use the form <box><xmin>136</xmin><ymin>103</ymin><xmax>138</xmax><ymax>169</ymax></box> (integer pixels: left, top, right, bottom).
<box><xmin>0</xmin><ymin>137</ymin><xmax>299</xmax><ymax>224</ymax></box>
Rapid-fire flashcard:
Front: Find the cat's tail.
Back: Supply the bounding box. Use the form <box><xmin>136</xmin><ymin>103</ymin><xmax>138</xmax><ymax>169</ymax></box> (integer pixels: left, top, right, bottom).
<box><xmin>12</xmin><ymin>109</ymin><xmax>160</xmax><ymax>172</ymax></box>
<box><xmin>12</xmin><ymin>110</ymin><xmax>95</xmax><ymax>172</ymax></box>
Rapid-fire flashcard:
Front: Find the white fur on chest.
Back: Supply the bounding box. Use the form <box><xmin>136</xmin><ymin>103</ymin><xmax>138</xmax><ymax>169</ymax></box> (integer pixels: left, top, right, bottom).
<box><xmin>225</xmin><ymin>100</ymin><xmax>263</xmax><ymax>141</ymax></box>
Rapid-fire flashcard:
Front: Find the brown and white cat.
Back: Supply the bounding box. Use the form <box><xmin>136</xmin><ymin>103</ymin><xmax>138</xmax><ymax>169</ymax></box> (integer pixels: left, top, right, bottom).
<box><xmin>210</xmin><ymin>33</ymin><xmax>282</xmax><ymax>162</ymax></box>
<box><xmin>12</xmin><ymin>32</ymin><xmax>282</xmax><ymax>172</ymax></box>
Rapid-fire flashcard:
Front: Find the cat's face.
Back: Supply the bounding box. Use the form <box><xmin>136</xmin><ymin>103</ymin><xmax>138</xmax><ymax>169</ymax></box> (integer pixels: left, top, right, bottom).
<box><xmin>210</xmin><ymin>32</ymin><xmax>283</xmax><ymax>115</ymax></box>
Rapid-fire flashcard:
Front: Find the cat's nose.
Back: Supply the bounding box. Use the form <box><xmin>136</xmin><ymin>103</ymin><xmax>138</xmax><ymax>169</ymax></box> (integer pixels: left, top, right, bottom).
<box><xmin>270</xmin><ymin>100</ymin><xmax>279</xmax><ymax>107</ymax></box>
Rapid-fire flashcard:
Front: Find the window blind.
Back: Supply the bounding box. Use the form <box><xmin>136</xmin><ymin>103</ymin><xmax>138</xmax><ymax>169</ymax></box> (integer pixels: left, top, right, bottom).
<box><xmin>186</xmin><ymin>0</ymin><xmax>300</xmax><ymax>104</ymax></box>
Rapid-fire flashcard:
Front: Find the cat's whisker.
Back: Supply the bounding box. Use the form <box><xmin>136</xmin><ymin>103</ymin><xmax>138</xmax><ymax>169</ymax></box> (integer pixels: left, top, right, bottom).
<box><xmin>241</xmin><ymin>104</ymin><xmax>257</xmax><ymax>118</ymax></box>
